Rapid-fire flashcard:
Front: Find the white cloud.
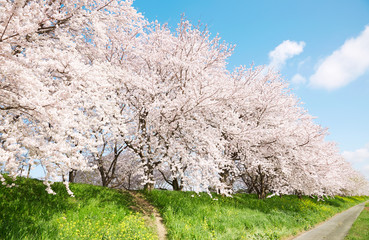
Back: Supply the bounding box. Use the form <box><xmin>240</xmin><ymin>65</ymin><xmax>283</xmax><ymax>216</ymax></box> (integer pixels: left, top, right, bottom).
<box><xmin>342</xmin><ymin>143</ymin><xmax>369</xmax><ymax>163</ymax></box>
<box><xmin>291</xmin><ymin>74</ymin><xmax>306</xmax><ymax>85</ymax></box>
<box><xmin>268</xmin><ymin>40</ymin><xmax>305</xmax><ymax>70</ymax></box>
<box><xmin>309</xmin><ymin>25</ymin><xmax>369</xmax><ymax>90</ymax></box>
<box><xmin>297</xmin><ymin>57</ymin><xmax>311</xmax><ymax>70</ymax></box>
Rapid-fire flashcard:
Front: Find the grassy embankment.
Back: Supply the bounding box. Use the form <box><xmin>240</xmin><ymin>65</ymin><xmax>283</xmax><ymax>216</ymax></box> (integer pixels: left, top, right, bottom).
<box><xmin>144</xmin><ymin>190</ymin><xmax>368</xmax><ymax>240</ymax></box>
<box><xmin>0</xmin><ymin>176</ymin><xmax>157</xmax><ymax>240</ymax></box>
<box><xmin>345</xmin><ymin>202</ymin><xmax>369</xmax><ymax>240</ymax></box>
<box><xmin>1</xmin><ymin>176</ymin><xmax>368</xmax><ymax>240</ymax></box>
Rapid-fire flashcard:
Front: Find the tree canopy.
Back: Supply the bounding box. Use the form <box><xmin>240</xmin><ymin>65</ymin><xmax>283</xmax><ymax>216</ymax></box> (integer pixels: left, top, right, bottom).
<box><xmin>1</xmin><ymin>0</ymin><xmax>368</xmax><ymax>198</ymax></box>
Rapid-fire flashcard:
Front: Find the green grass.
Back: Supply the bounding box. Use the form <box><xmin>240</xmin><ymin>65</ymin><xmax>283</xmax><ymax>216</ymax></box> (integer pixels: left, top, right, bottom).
<box><xmin>345</xmin><ymin>202</ymin><xmax>369</xmax><ymax>240</ymax></box>
<box><xmin>143</xmin><ymin>190</ymin><xmax>368</xmax><ymax>240</ymax></box>
<box><xmin>0</xmin><ymin>176</ymin><xmax>157</xmax><ymax>240</ymax></box>
<box><xmin>1</xmin><ymin>177</ymin><xmax>368</xmax><ymax>240</ymax></box>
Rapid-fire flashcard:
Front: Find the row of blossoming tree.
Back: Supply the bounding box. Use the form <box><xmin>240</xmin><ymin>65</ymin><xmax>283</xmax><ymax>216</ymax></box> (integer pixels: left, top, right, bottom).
<box><xmin>1</xmin><ymin>0</ymin><xmax>368</xmax><ymax>198</ymax></box>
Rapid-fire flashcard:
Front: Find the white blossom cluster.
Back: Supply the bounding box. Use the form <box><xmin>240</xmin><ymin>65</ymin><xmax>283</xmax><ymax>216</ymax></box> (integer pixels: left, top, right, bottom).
<box><xmin>0</xmin><ymin>0</ymin><xmax>368</xmax><ymax>197</ymax></box>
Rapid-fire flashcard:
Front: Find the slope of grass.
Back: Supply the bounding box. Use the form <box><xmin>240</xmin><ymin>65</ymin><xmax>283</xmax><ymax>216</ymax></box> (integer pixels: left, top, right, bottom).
<box><xmin>1</xmin><ymin>176</ymin><xmax>367</xmax><ymax>240</ymax></box>
<box><xmin>345</xmin><ymin>202</ymin><xmax>369</xmax><ymax>240</ymax></box>
<box><xmin>0</xmin><ymin>176</ymin><xmax>157</xmax><ymax>240</ymax></box>
<box><xmin>143</xmin><ymin>190</ymin><xmax>368</xmax><ymax>240</ymax></box>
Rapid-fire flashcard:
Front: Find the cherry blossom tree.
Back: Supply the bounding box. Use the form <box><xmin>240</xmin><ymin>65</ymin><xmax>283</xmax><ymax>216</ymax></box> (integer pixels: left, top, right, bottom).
<box><xmin>0</xmin><ymin>0</ymin><xmax>144</xmax><ymax>194</ymax></box>
<box><xmin>75</xmin><ymin>149</ymin><xmax>143</xmax><ymax>190</ymax></box>
<box><xmin>120</xmin><ymin>18</ymin><xmax>235</xmax><ymax>194</ymax></box>
<box><xmin>219</xmin><ymin>66</ymin><xmax>368</xmax><ymax>198</ymax></box>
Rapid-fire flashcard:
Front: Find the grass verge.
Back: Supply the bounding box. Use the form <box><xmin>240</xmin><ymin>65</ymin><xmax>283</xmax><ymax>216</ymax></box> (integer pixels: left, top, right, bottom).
<box><xmin>143</xmin><ymin>190</ymin><xmax>368</xmax><ymax>240</ymax></box>
<box><xmin>345</xmin><ymin>202</ymin><xmax>369</xmax><ymax>240</ymax></box>
<box><xmin>0</xmin><ymin>176</ymin><xmax>157</xmax><ymax>240</ymax></box>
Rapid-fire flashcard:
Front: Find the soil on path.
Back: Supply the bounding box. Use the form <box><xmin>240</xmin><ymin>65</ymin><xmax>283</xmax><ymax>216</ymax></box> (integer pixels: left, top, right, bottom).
<box><xmin>292</xmin><ymin>200</ymin><xmax>369</xmax><ymax>240</ymax></box>
<box><xmin>127</xmin><ymin>191</ymin><xmax>167</xmax><ymax>240</ymax></box>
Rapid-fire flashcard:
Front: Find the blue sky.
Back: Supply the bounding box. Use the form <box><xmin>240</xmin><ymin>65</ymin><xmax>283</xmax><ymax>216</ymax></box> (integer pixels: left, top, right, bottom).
<box><xmin>133</xmin><ymin>0</ymin><xmax>369</xmax><ymax>179</ymax></box>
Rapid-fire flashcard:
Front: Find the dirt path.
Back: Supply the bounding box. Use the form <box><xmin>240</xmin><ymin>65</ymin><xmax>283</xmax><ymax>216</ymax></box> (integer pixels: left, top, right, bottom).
<box><xmin>128</xmin><ymin>191</ymin><xmax>167</xmax><ymax>240</ymax></box>
<box><xmin>293</xmin><ymin>200</ymin><xmax>369</xmax><ymax>240</ymax></box>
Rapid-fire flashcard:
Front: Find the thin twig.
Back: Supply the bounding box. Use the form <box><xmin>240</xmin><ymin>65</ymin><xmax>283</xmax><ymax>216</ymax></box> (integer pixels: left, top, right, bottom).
<box><xmin>0</xmin><ymin>12</ymin><xmax>15</xmax><ymax>42</ymax></box>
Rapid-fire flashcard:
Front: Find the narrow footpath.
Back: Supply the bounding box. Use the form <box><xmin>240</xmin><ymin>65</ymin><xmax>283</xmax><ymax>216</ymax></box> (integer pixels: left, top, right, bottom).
<box><xmin>293</xmin><ymin>201</ymin><xmax>369</xmax><ymax>240</ymax></box>
<box><xmin>128</xmin><ymin>191</ymin><xmax>167</xmax><ymax>240</ymax></box>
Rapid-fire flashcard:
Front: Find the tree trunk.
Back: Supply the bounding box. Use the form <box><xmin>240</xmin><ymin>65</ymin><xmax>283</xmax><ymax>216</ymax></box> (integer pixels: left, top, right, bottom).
<box><xmin>143</xmin><ymin>159</ymin><xmax>155</xmax><ymax>191</ymax></box>
<box><xmin>97</xmin><ymin>163</ymin><xmax>109</xmax><ymax>187</ymax></box>
<box><xmin>296</xmin><ymin>191</ymin><xmax>303</xmax><ymax>199</ymax></box>
<box><xmin>258</xmin><ymin>189</ymin><xmax>266</xmax><ymax>199</ymax></box>
<box><xmin>219</xmin><ymin>168</ymin><xmax>234</xmax><ymax>192</ymax></box>
<box><xmin>144</xmin><ymin>182</ymin><xmax>154</xmax><ymax>191</ymax></box>
<box><xmin>27</xmin><ymin>164</ymin><xmax>32</xmax><ymax>178</ymax></box>
<box><xmin>172</xmin><ymin>178</ymin><xmax>183</xmax><ymax>191</ymax></box>
<box><xmin>101</xmin><ymin>174</ymin><xmax>108</xmax><ymax>187</ymax></box>
<box><xmin>127</xmin><ymin>173</ymin><xmax>131</xmax><ymax>190</ymax></box>
<box><xmin>256</xmin><ymin>165</ymin><xmax>268</xmax><ymax>199</ymax></box>
<box><xmin>69</xmin><ymin>170</ymin><xmax>76</xmax><ymax>183</ymax></box>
